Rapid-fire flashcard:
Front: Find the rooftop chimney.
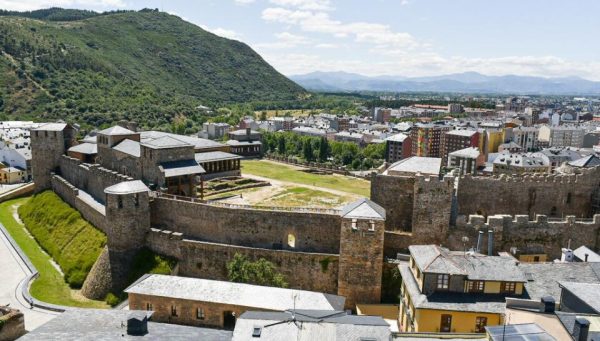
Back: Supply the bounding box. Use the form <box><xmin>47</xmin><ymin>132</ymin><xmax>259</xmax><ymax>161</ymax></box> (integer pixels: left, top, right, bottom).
<box><xmin>585</xmin><ymin>253</ymin><xmax>589</xmax><ymax>262</ymax></box>
<box><xmin>487</xmin><ymin>230</ymin><xmax>494</xmax><ymax>256</ymax></box>
<box><xmin>126</xmin><ymin>313</ymin><xmax>149</xmax><ymax>336</ymax></box>
<box><xmin>246</xmin><ymin>127</ymin><xmax>251</xmax><ymax>137</ymax></box>
<box><xmin>561</xmin><ymin>248</ymin><xmax>574</xmax><ymax>262</ymax></box>
<box><xmin>540</xmin><ymin>296</ymin><xmax>555</xmax><ymax>313</ymax></box>
<box><xmin>573</xmin><ymin>317</ymin><xmax>590</xmax><ymax>341</ymax></box>
<box><xmin>476</xmin><ymin>231</ymin><xmax>484</xmax><ymax>252</ymax></box>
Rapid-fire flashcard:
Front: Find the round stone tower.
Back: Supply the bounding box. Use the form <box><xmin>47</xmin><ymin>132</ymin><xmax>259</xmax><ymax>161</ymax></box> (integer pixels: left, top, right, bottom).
<box><xmin>81</xmin><ymin>180</ymin><xmax>151</xmax><ymax>299</ymax></box>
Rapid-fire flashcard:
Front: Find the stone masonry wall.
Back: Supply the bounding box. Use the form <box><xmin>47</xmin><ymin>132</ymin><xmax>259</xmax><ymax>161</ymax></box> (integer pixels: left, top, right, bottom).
<box><xmin>456</xmin><ymin>168</ymin><xmax>600</xmax><ymax>218</ymax></box>
<box><xmin>150</xmin><ymin>197</ymin><xmax>341</xmax><ymax>254</ymax></box>
<box><xmin>146</xmin><ymin>228</ymin><xmax>339</xmax><ymax>294</ymax></box>
<box><xmin>59</xmin><ymin>155</ymin><xmax>133</xmax><ymax>204</ymax></box>
<box><xmin>0</xmin><ymin>307</ymin><xmax>25</xmax><ymax>341</ymax></box>
<box><xmin>450</xmin><ymin>214</ymin><xmax>600</xmax><ymax>259</ymax></box>
<box><xmin>51</xmin><ymin>175</ymin><xmax>109</xmax><ymax>234</ymax></box>
<box><xmin>370</xmin><ymin>174</ymin><xmax>414</xmax><ymax>232</ymax></box>
<box><xmin>410</xmin><ymin>174</ymin><xmax>454</xmax><ymax>245</ymax></box>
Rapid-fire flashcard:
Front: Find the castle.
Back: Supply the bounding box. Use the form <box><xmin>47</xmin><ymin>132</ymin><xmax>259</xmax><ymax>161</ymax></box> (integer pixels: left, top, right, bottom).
<box><xmin>30</xmin><ymin>123</ymin><xmax>600</xmax><ymax>309</ymax></box>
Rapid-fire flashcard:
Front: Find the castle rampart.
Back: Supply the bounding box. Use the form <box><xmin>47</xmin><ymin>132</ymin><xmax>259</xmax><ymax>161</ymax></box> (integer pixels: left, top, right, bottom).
<box><xmin>456</xmin><ymin>168</ymin><xmax>600</xmax><ymax>218</ymax></box>
<box><xmin>150</xmin><ymin>196</ymin><xmax>342</xmax><ymax>254</ymax></box>
<box><xmin>450</xmin><ymin>214</ymin><xmax>600</xmax><ymax>258</ymax></box>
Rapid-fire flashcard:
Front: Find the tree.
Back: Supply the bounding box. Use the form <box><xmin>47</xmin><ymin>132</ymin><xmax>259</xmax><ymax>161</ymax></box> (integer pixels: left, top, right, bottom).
<box><xmin>278</xmin><ymin>135</ymin><xmax>286</xmax><ymax>155</ymax></box>
<box><xmin>302</xmin><ymin>138</ymin><xmax>314</xmax><ymax>161</ymax></box>
<box><xmin>259</xmin><ymin>111</ymin><xmax>267</xmax><ymax>121</ymax></box>
<box><xmin>318</xmin><ymin>136</ymin><xmax>329</xmax><ymax>162</ymax></box>
<box><xmin>226</xmin><ymin>253</ymin><xmax>288</xmax><ymax>288</ymax></box>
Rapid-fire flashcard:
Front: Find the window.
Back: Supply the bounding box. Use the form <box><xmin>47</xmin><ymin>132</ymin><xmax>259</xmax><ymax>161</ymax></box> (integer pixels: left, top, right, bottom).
<box><xmin>468</xmin><ymin>280</ymin><xmax>484</xmax><ymax>293</ymax></box>
<box><xmin>369</xmin><ymin>220</ymin><xmax>375</xmax><ymax>231</ymax></box>
<box><xmin>134</xmin><ymin>194</ymin><xmax>139</xmax><ymax>207</ymax></box>
<box><xmin>146</xmin><ymin>303</ymin><xmax>153</xmax><ymax>311</ymax></box>
<box><xmin>566</xmin><ymin>192</ymin><xmax>572</xmax><ymax>204</ymax></box>
<box><xmin>117</xmin><ymin>195</ymin><xmax>123</xmax><ymax>209</ymax></box>
<box><xmin>475</xmin><ymin>316</ymin><xmax>487</xmax><ymax>333</ymax></box>
<box><xmin>501</xmin><ymin>282</ymin><xmax>516</xmax><ymax>294</ymax></box>
<box><xmin>437</xmin><ymin>274</ymin><xmax>449</xmax><ymax>290</ymax></box>
<box><xmin>440</xmin><ymin>314</ymin><xmax>452</xmax><ymax>333</ymax></box>
<box><xmin>196</xmin><ymin>307</ymin><xmax>205</xmax><ymax>320</ymax></box>
<box><xmin>351</xmin><ymin>219</ymin><xmax>357</xmax><ymax>230</ymax></box>
<box><xmin>252</xmin><ymin>327</ymin><xmax>262</xmax><ymax>338</ymax></box>
<box><xmin>287</xmin><ymin>234</ymin><xmax>296</xmax><ymax>248</ymax></box>
<box><xmin>171</xmin><ymin>305</ymin><xmax>178</xmax><ymax>317</ymax></box>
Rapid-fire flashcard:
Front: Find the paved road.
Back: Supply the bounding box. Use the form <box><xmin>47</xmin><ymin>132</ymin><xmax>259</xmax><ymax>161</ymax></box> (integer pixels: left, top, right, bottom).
<box><xmin>0</xmin><ymin>229</ymin><xmax>58</xmax><ymax>331</ymax></box>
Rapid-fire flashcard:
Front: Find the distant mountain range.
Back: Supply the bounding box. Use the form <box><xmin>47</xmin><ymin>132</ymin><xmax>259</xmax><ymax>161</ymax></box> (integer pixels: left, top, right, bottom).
<box><xmin>290</xmin><ymin>71</ymin><xmax>600</xmax><ymax>95</ymax></box>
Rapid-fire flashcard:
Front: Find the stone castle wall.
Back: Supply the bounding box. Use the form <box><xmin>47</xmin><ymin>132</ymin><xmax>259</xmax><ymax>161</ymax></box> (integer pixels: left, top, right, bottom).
<box><xmin>146</xmin><ymin>228</ymin><xmax>339</xmax><ymax>294</ymax></box>
<box><xmin>51</xmin><ymin>175</ymin><xmax>109</xmax><ymax>234</ymax></box>
<box><xmin>150</xmin><ymin>197</ymin><xmax>341</xmax><ymax>254</ymax></box>
<box><xmin>456</xmin><ymin>168</ymin><xmax>600</xmax><ymax>218</ymax></box>
<box><xmin>450</xmin><ymin>214</ymin><xmax>600</xmax><ymax>258</ymax></box>
<box><xmin>59</xmin><ymin>155</ymin><xmax>133</xmax><ymax>204</ymax></box>
<box><xmin>370</xmin><ymin>174</ymin><xmax>414</xmax><ymax>232</ymax></box>
<box><xmin>410</xmin><ymin>174</ymin><xmax>454</xmax><ymax>244</ymax></box>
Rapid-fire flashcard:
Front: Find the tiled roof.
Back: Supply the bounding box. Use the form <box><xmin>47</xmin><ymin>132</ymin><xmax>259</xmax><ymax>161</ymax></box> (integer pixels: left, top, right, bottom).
<box><xmin>68</xmin><ymin>143</ymin><xmax>97</xmax><ymax>155</ymax></box>
<box><xmin>104</xmin><ymin>180</ymin><xmax>149</xmax><ymax>195</ymax></box>
<box><xmin>341</xmin><ymin>198</ymin><xmax>386</xmax><ymax>221</ymax></box>
<box><xmin>97</xmin><ymin>125</ymin><xmax>136</xmax><ymax>136</ymax></box>
<box><xmin>113</xmin><ymin>139</ymin><xmax>141</xmax><ymax>157</ymax></box>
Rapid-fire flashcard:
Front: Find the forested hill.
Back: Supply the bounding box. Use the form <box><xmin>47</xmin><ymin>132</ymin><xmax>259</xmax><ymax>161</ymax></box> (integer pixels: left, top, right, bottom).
<box><xmin>0</xmin><ymin>8</ymin><xmax>306</xmax><ymax>129</ymax></box>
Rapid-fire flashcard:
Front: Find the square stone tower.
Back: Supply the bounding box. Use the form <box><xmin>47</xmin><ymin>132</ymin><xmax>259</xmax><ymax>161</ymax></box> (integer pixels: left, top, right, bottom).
<box><xmin>30</xmin><ymin>123</ymin><xmax>76</xmax><ymax>192</ymax></box>
<box><xmin>337</xmin><ymin>198</ymin><xmax>386</xmax><ymax>311</ymax></box>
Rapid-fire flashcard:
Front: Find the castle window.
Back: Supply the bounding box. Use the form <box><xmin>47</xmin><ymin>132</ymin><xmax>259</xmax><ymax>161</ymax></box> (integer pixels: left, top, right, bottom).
<box><xmin>134</xmin><ymin>194</ymin><xmax>139</xmax><ymax>207</ymax></box>
<box><xmin>369</xmin><ymin>220</ymin><xmax>375</xmax><ymax>231</ymax></box>
<box><xmin>117</xmin><ymin>196</ymin><xmax>123</xmax><ymax>209</ymax></box>
<box><xmin>146</xmin><ymin>303</ymin><xmax>153</xmax><ymax>311</ymax></box>
<box><xmin>287</xmin><ymin>234</ymin><xmax>296</xmax><ymax>248</ymax></box>
<box><xmin>171</xmin><ymin>305</ymin><xmax>178</xmax><ymax>317</ymax></box>
<box><xmin>437</xmin><ymin>274</ymin><xmax>449</xmax><ymax>290</ymax></box>
<box><xmin>196</xmin><ymin>307</ymin><xmax>205</xmax><ymax>320</ymax></box>
<box><xmin>566</xmin><ymin>193</ymin><xmax>572</xmax><ymax>204</ymax></box>
<box><xmin>351</xmin><ymin>219</ymin><xmax>357</xmax><ymax>231</ymax></box>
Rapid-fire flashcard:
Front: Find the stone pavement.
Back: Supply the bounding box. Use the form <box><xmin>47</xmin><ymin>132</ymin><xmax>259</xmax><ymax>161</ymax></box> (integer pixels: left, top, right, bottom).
<box><xmin>0</xmin><ymin>229</ymin><xmax>59</xmax><ymax>331</ymax></box>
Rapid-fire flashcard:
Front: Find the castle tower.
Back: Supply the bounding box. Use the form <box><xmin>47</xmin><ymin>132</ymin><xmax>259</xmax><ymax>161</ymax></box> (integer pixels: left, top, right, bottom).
<box><xmin>81</xmin><ymin>180</ymin><xmax>150</xmax><ymax>299</ymax></box>
<box><xmin>337</xmin><ymin>198</ymin><xmax>386</xmax><ymax>310</ymax></box>
<box><xmin>30</xmin><ymin>123</ymin><xmax>76</xmax><ymax>192</ymax></box>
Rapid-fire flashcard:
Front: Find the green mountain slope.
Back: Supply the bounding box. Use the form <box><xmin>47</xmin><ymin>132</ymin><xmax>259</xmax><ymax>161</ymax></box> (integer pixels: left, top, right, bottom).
<box><xmin>0</xmin><ymin>9</ymin><xmax>306</xmax><ymax>129</ymax></box>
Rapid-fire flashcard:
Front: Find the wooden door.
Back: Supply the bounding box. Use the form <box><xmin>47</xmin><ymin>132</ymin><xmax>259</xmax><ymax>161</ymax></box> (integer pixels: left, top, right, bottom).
<box><xmin>440</xmin><ymin>314</ymin><xmax>452</xmax><ymax>332</ymax></box>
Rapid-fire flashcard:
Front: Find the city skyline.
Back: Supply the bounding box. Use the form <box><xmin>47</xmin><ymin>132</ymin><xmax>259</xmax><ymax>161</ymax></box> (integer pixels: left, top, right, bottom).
<box><xmin>1</xmin><ymin>0</ymin><xmax>600</xmax><ymax>80</ymax></box>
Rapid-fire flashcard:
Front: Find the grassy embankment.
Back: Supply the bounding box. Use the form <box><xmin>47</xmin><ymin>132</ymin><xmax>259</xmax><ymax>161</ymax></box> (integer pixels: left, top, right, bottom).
<box><xmin>1</xmin><ymin>191</ymin><xmax>175</xmax><ymax>307</ymax></box>
<box><xmin>0</xmin><ymin>195</ymin><xmax>107</xmax><ymax>308</ymax></box>
<box><xmin>241</xmin><ymin>159</ymin><xmax>371</xmax><ymax>197</ymax></box>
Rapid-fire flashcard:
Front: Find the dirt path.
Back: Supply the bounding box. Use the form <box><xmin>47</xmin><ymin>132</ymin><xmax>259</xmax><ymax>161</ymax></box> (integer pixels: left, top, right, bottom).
<box><xmin>242</xmin><ymin>173</ymin><xmax>361</xmax><ymax>198</ymax></box>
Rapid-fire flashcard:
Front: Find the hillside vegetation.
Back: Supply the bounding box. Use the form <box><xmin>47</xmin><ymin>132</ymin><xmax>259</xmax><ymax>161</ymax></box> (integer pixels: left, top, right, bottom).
<box><xmin>18</xmin><ymin>191</ymin><xmax>106</xmax><ymax>288</ymax></box>
<box><xmin>0</xmin><ymin>8</ymin><xmax>305</xmax><ymax>130</ymax></box>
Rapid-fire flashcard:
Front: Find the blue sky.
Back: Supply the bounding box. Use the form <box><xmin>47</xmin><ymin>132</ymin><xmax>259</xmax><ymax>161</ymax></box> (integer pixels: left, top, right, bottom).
<box><xmin>3</xmin><ymin>0</ymin><xmax>600</xmax><ymax>79</ymax></box>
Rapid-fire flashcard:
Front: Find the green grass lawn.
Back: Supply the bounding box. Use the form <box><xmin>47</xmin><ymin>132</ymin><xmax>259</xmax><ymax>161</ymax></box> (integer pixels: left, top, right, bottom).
<box><xmin>241</xmin><ymin>160</ymin><xmax>371</xmax><ymax>197</ymax></box>
<box><xmin>0</xmin><ymin>197</ymin><xmax>107</xmax><ymax>308</ymax></box>
<box><xmin>263</xmin><ymin>187</ymin><xmax>355</xmax><ymax>208</ymax></box>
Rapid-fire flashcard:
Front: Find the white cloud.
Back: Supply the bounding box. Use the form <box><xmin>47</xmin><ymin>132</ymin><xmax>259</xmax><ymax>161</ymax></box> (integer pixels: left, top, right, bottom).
<box><xmin>255</xmin><ymin>31</ymin><xmax>310</xmax><ymax>49</ymax></box>
<box><xmin>269</xmin><ymin>0</ymin><xmax>332</xmax><ymax>11</ymax></box>
<box><xmin>315</xmin><ymin>43</ymin><xmax>337</xmax><ymax>49</ymax></box>
<box><xmin>262</xmin><ymin>7</ymin><xmax>418</xmax><ymax>50</ymax></box>
<box><xmin>203</xmin><ymin>26</ymin><xmax>242</xmax><ymax>40</ymax></box>
<box><xmin>234</xmin><ymin>0</ymin><xmax>256</xmax><ymax>4</ymax></box>
<box><xmin>0</xmin><ymin>0</ymin><xmax>125</xmax><ymax>11</ymax></box>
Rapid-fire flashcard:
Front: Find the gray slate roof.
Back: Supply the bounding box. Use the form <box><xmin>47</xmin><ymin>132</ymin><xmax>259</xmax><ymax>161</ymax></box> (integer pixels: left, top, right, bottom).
<box><xmin>233</xmin><ymin>310</ymin><xmax>390</xmax><ymax>341</ymax></box>
<box><xmin>195</xmin><ymin>151</ymin><xmax>242</xmax><ymax>163</ymax></box>
<box><xmin>573</xmin><ymin>246</ymin><xmax>600</xmax><ymax>262</ymax></box>
<box><xmin>398</xmin><ymin>264</ymin><xmax>506</xmax><ymax>314</ymax></box>
<box><xmin>569</xmin><ymin>154</ymin><xmax>600</xmax><ymax>168</ymax></box>
<box><xmin>519</xmin><ymin>262</ymin><xmax>600</xmax><ymax>302</ymax></box>
<box><xmin>140</xmin><ymin>131</ymin><xmax>225</xmax><ymax>150</ymax></box>
<box><xmin>559</xmin><ymin>281</ymin><xmax>600</xmax><ymax>313</ymax></box>
<box><xmin>104</xmin><ymin>180</ymin><xmax>149</xmax><ymax>195</ymax></box>
<box><xmin>68</xmin><ymin>143</ymin><xmax>97</xmax><ymax>155</ymax></box>
<box><xmin>18</xmin><ymin>309</ymin><xmax>232</xmax><ymax>341</ymax></box>
<box><xmin>387</xmin><ymin>156</ymin><xmax>441</xmax><ymax>175</ymax></box>
<box><xmin>98</xmin><ymin>125</ymin><xmax>136</xmax><ymax>136</ymax></box>
<box><xmin>555</xmin><ymin>312</ymin><xmax>600</xmax><ymax>341</ymax></box>
<box><xmin>125</xmin><ymin>274</ymin><xmax>345</xmax><ymax>312</ymax></box>
<box><xmin>341</xmin><ymin>198</ymin><xmax>386</xmax><ymax>221</ymax></box>
<box><xmin>141</xmin><ymin>135</ymin><xmax>192</xmax><ymax>149</ymax></box>
<box><xmin>33</xmin><ymin>123</ymin><xmax>69</xmax><ymax>131</ymax></box>
<box><xmin>159</xmin><ymin>159</ymin><xmax>205</xmax><ymax>178</ymax></box>
<box><xmin>113</xmin><ymin>139</ymin><xmax>141</xmax><ymax>157</ymax></box>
